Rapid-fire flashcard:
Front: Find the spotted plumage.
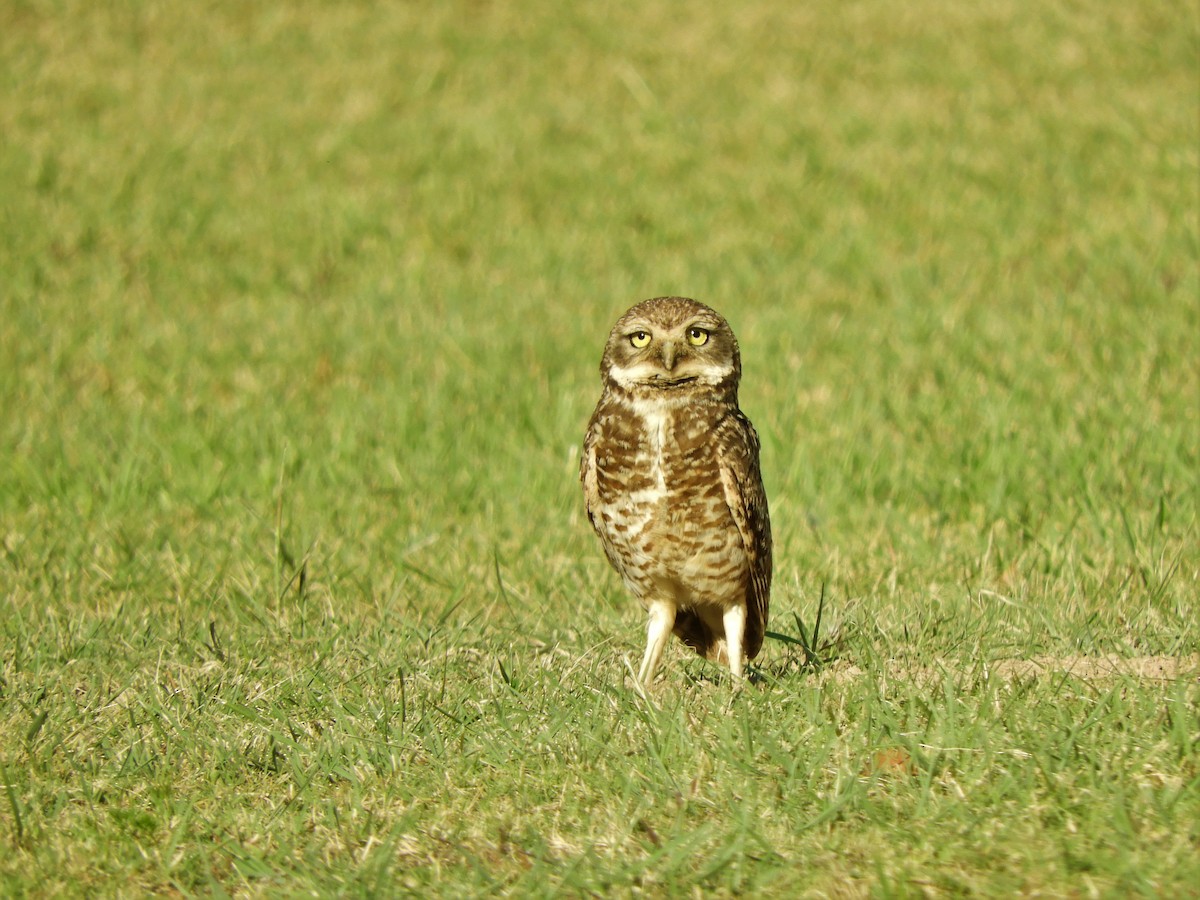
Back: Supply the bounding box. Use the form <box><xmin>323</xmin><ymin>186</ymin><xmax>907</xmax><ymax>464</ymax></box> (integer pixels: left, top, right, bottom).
<box><xmin>581</xmin><ymin>297</ymin><xmax>772</xmax><ymax>685</ymax></box>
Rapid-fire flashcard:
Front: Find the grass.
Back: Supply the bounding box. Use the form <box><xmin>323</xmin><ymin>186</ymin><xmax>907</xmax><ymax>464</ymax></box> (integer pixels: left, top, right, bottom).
<box><xmin>1</xmin><ymin>0</ymin><xmax>1197</xmax><ymax>895</ymax></box>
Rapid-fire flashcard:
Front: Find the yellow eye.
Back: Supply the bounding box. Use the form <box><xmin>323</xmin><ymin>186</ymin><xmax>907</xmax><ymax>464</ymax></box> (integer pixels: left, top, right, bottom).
<box><xmin>687</xmin><ymin>327</ymin><xmax>709</xmax><ymax>347</ymax></box>
<box><xmin>629</xmin><ymin>331</ymin><xmax>651</xmax><ymax>349</ymax></box>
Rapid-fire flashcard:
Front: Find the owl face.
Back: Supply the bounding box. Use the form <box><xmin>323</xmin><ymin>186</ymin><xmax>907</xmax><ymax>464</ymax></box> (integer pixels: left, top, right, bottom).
<box><xmin>601</xmin><ymin>297</ymin><xmax>742</xmax><ymax>394</ymax></box>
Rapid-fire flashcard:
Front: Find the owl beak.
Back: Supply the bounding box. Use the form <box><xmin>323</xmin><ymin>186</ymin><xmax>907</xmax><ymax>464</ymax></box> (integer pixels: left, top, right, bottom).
<box><xmin>660</xmin><ymin>341</ymin><xmax>678</xmax><ymax>371</ymax></box>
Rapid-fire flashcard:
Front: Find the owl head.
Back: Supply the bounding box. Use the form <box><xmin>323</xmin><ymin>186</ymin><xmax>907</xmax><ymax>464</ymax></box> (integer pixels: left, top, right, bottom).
<box><xmin>600</xmin><ymin>297</ymin><xmax>741</xmax><ymax>397</ymax></box>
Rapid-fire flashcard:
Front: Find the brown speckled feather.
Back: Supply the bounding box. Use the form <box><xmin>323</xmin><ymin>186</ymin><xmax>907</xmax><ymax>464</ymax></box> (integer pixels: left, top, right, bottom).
<box><xmin>714</xmin><ymin>410</ymin><xmax>772</xmax><ymax>658</ymax></box>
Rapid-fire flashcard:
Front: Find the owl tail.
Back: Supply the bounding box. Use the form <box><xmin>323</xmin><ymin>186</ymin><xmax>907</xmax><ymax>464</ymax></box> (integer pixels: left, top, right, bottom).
<box><xmin>672</xmin><ymin>611</ymin><xmax>727</xmax><ymax>665</ymax></box>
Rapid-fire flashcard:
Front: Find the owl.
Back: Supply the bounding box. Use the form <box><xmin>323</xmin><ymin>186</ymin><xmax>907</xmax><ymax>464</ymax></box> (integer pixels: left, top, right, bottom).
<box><xmin>581</xmin><ymin>297</ymin><xmax>772</xmax><ymax>686</ymax></box>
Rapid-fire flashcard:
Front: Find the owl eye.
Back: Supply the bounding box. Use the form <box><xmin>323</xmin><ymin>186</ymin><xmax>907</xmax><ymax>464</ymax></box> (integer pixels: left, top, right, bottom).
<box><xmin>629</xmin><ymin>331</ymin><xmax>651</xmax><ymax>349</ymax></box>
<box><xmin>687</xmin><ymin>327</ymin><xmax>709</xmax><ymax>347</ymax></box>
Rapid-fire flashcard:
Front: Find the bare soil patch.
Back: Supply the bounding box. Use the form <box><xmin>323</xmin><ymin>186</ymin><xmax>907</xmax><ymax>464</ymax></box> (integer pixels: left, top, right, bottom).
<box><xmin>820</xmin><ymin>655</ymin><xmax>1200</xmax><ymax>685</ymax></box>
<box><xmin>987</xmin><ymin>654</ymin><xmax>1199</xmax><ymax>682</ymax></box>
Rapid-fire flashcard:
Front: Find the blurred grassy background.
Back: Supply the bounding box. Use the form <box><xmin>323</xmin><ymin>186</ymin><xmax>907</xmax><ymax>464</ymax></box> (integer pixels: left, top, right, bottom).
<box><xmin>1</xmin><ymin>0</ymin><xmax>1196</xmax><ymax>894</ymax></box>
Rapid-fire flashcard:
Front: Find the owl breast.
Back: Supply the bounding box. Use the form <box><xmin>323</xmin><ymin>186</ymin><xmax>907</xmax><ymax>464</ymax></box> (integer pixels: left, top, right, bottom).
<box><xmin>587</xmin><ymin>396</ymin><xmax>749</xmax><ymax>610</ymax></box>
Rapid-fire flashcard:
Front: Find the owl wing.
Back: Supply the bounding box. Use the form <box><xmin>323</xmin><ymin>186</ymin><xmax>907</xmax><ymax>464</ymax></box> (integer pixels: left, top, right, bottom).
<box><xmin>580</xmin><ymin>409</ymin><xmax>638</xmax><ymax>589</ymax></box>
<box><xmin>715</xmin><ymin>410</ymin><xmax>773</xmax><ymax>659</ymax></box>
<box><xmin>580</xmin><ymin>408</ymin><xmax>602</xmax><ymax>530</ymax></box>
<box><xmin>580</xmin><ymin>405</ymin><xmax>620</xmax><ymax>570</ymax></box>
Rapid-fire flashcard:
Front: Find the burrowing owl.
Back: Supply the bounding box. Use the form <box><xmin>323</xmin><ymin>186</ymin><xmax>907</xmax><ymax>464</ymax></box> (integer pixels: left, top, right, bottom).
<box><xmin>581</xmin><ymin>297</ymin><xmax>772</xmax><ymax>685</ymax></box>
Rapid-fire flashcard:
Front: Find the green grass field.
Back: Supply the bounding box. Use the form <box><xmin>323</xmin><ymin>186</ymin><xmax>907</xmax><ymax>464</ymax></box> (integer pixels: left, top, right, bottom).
<box><xmin>2</xmin><ymin>1</ymin><xmax>1197</xmax><ymax>895</ymax></box>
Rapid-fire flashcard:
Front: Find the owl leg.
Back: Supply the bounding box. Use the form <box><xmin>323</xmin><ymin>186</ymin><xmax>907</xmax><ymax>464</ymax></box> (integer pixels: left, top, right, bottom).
<box><xmin>722</xmin><ymin>604</ymin><xmax>747</xmax><ymax>681</ymax></box>
<box><xmin>638</xmin><ymin>600</ymin><xmax>676</xmax><ymax>686</ymax></box>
